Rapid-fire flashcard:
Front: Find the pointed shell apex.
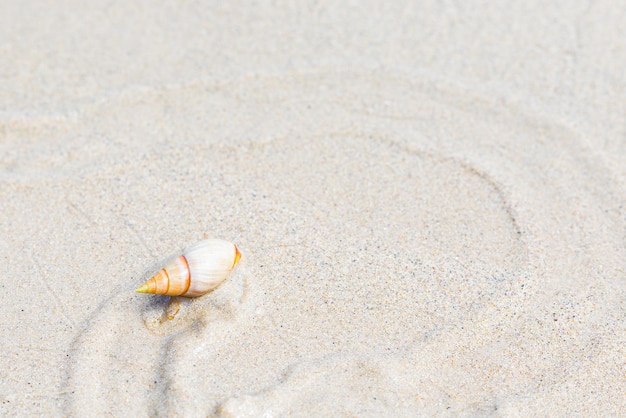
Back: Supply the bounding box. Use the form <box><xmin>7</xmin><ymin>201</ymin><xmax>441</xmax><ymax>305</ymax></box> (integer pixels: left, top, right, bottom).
<box><xmin>135</xmin><ymin>281</ymin><xmax>154</xmax><ymax>294</ymax></box>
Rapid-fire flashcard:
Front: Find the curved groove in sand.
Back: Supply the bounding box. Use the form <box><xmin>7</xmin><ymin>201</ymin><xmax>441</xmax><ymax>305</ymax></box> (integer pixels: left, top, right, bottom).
<box><xmin>65</xmin><ymin>149</ymin><xmax>526</xmax><ymax>415</ymax></box>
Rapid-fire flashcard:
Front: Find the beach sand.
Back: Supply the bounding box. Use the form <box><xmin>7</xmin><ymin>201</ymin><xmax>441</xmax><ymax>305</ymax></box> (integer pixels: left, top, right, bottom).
<box><xmin>1</xmin><ymin>1</ymin><xmax>624</xmax><ymax>416</ymax></box>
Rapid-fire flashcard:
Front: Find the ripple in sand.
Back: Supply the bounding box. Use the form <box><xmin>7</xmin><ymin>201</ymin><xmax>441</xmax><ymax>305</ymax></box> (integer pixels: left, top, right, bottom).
<box><xmin>65</xmin><ymin>71</ymin><xmax>622</xmax><ymax>415</ymax></box>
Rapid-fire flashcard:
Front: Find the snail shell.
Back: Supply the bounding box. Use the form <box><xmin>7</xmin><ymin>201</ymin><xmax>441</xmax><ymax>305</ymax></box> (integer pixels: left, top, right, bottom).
<box><xmin>136</xmin><ymin>239</ymin><xmax>241</xmax><ymax>297</ymax></box>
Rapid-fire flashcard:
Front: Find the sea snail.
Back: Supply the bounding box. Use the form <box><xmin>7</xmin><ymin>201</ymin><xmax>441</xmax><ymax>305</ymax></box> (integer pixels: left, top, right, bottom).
<box><xmin>136</xmin><ymin>239</ymin><xmax>241</xmax><ymax>297</ymax></box>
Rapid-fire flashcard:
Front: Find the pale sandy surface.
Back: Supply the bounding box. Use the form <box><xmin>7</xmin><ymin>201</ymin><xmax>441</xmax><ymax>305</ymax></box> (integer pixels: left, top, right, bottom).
<box><xmin>1</xmin><ymin>1</ymin><xmax>625</xmax><ymax>416</ymax></box>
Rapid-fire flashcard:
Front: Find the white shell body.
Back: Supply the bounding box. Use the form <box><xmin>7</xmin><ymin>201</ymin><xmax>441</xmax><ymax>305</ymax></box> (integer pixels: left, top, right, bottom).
<box><xmin>136</xmin><ymin>239</ymin><xmax>241</xmax><ymax>297</ymax></box>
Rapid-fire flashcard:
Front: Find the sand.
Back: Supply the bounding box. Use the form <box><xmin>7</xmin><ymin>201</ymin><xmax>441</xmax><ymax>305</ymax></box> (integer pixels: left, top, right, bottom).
<box><xmin>1</xmin><ymin>1</ymin><xmax>625</xmax><ymax>416</ymax></box>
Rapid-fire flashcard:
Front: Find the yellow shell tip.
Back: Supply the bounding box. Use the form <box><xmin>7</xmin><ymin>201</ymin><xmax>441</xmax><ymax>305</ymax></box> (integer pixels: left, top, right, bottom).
<box><xmin>136</xmin><ymin>282</ymin><xmax>152</xmax><ymax>294</ymax></box>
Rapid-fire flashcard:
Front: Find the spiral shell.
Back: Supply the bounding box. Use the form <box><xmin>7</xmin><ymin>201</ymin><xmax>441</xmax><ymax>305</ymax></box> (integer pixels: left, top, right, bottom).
<box><xmin>136</xmin><ymin>239</ymin><xmax>241</xmax><ymax>297</ymax></box>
